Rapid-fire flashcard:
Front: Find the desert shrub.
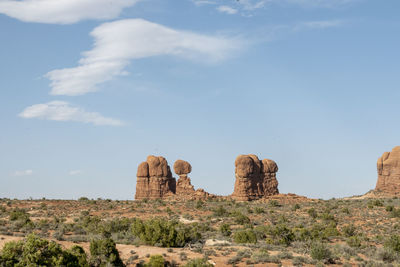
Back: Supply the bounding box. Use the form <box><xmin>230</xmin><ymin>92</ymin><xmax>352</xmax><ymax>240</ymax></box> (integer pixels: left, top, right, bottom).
<box><xmin>390</xmin><ymin>208</ymin><xmax>400</xmax><ymax>218</ymax></box>
<box><xmin>213</xmin><ymin>206</ymin><xmax>228</xmax><ymax>217</ymax></box>
<box><xmin>89</xmin><ymin>237</ymin><xmax>124</xmax><ymax>267</ymax></box>
<box><xmin>342</xmin><ymin>224</ymin><xmax>357</xmax><ymax>237</ymax></box>
<box><xmin>386</xmin><ymin>205</ymin><xmax>394</xmax><ymax>212</ymax></box>
<box><xmin>307</xmin><ymin>208</ymin><xmax>318</xmax><ymax>219</ymax></box>
<box><xmin>220</xmin><ymin>223</ymin><xmax>231</xmax><ymax>236</ymax></box>
<box><xmin>144</xmin><ymin>255</ymin><xmax>165</xmax><ymax>267</ymax></box>
<box><xmin>254</xmin><ymin>207</ymin><xmax>265</xmax><ymax>214</ymax></box>
<box><xmin>233</xmin><ymin>230</ymin><xmax>257</xmax><ymax>244</ymax></box>
<box><xmin>183</xmin><ymin>258</ymin><xmax>213</xmax><ymax>267</ymax></box>
<box><xmin>384</xmin><ymin>235</ymin><xmax>400</xmax><ymax>252</ymax></box>
<box><xmin>269</xmin><ymin>200</ymin><xmax>281</xmax><ymax>207</ymax></box>
<box><xmin>266</xmin><ymin>224</ymin><xmax>295</xmax><ymax>246</ymax></box>
<box><xmin>292</xmin><ymin>204</ymin><xmax>301</xmax><ymax>211</ymax></box>
<box><xmin>375</xmin><ymin>248</ymin><xmax>398</xmax><ymax>263</ymax></box>
<box><xmin>0</xmin><ymin>233</ymin><xmax>87</xmax><ymax>266</ymax></box>
<box><xmin>131</xmin><ymin>218</ymin><xmax>201</xmax><ymax>247</ymax></box>
<box><xmin>231</xmin><ymin>211</ymin><xmax>250</xmax><ymax>225</ymax></box>
<box><xmin>310</xmin><ymin>242</ymin><xmax>332</xmax><ymax>261</ymax></box>
<box><xmin>347</xmin><ymin>236</ymin><xmax>362</xmax><ymax>248</ymax></box>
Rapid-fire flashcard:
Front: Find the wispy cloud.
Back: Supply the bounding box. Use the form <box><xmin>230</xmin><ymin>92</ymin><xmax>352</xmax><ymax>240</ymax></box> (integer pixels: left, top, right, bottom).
<box><xmin>46</xmin><ymin>19</ymin><xmax>244</xmax><ymax>96</ymax></box>
<box><xmin>293</xmin><ymin>19</ymin><xmax>344</xmax><ymax>31</ymax></box>
<box><xmin>217</xmin><ymin>5</ymin><xmax>238</xmax><ymax>14</ymax></box>
<box><xmin>19</xmin><ymin>101</ymin><xmax>124</xmax><ymax>126</ymax></box>
<box><xmin>192</xmin><ymin>0</ymin><xmax>216</xmax><ymax>6</ymax></box>
<box><xmin>13</xmin><ymin>170</ymin><xmax>33</xmax><ymax>176</ymax></box>
<box><xmin>0</xmin><ymin>0</ymin><xmax>141</xmax><ymax>24</ymax></box>
<box><xmin>69</xmin><ymin>170</ymin><xmax>83</xmax><ymax>176</ymax></box>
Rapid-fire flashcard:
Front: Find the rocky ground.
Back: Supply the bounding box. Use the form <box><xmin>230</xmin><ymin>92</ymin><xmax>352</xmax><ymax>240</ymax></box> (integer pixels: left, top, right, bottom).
<box><xmin>1</xmin><ymin>193</ymin><xmax>400</xmax><ymax>266</ymax></box>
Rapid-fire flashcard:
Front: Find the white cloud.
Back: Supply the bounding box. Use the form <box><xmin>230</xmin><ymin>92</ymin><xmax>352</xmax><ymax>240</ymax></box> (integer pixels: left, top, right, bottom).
<box><xmin>192</xmin><ymin>0</ymin><xmax>216</xmax><ymax>6</ymax></box>
<box><xmin>19</xmin><ymin>101</ymin><xmax>124</xmax><ymax>126</ymax></box>
<box><xmin>46</xmin><ymin>19</ymin><xmax>243</xmax><ymax>96</ymax></box>
<box><xmin>295</xmin><ymin>20</ymin><xmax>344</xmax><ymax>30</ymax></box>
<box><xmin>69</xmin><ymin>170</ymin><xmax>83</xmax><ymax>176</ymax></box>
<box><xmin>0</xmin><ymin>0</ymin><xmax>141</xmax><ymax>24</ymax></box>
<box><xmin>217</xmin><ymin>5</ymin><xmax>238</xmax><ymax>14</ymax></box>
<box><xmin>13</xmin><ymin>170</ymin><xmax>33</xmax><ymax>176</ymax></box>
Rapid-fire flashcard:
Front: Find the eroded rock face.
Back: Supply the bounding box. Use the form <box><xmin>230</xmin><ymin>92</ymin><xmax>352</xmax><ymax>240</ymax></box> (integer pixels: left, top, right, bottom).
<box><xmin>376</xmin><ymin>146</ymin><xmax>400</xmax><ymax>194</ymax></box>
<box><xmin>135</xmin><ymin>156</ymin><xmax>176</xmax><ymax>199</ymax></box>
<box><xmin>232</xmin><ymin>154</ymin><xmax>279</xmax><ymax>201</ymax></box>
<box><xmin>174</xmin><ymin>160</ymin><xmax>195</xmax><ymax>195</ymax></box>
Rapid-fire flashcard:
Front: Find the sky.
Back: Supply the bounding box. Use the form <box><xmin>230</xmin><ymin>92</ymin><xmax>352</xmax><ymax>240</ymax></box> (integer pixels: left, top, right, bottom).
<box><xmin>0</xmin><ymin>0</ymin><xmax>399</xmax><ymax>200</ymax></box>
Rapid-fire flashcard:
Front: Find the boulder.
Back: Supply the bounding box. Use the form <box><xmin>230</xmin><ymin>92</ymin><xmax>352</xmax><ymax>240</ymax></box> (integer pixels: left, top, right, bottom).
<box><xmin>376</xmin><ymin>146</ymin><xmax>400</xmax><ymax>194</ymax></box>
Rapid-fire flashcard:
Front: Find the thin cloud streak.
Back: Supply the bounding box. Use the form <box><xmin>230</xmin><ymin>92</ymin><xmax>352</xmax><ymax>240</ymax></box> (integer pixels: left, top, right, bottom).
<box><xmin>19</xmin><ymin>101</ymin><xmax>124</xmax><ymax>126</ymax></box>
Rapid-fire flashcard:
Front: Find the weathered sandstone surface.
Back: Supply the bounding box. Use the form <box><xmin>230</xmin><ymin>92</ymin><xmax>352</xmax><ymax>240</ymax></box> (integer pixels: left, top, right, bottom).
<box><xmin>174</xmin><ymin>160</ymin><xmax>195</xmax><ymax>195</ymax></box>
<box><xmin>376</xmin><ymin>146</ymin><xmax>400</xmax><ymax>194</ymax></box>
<box><xmin>135</xmin><ymin>156</ymin><xmax>176</xmax><ymax>199</ymax></box>
<box><xmin>232</xmin><ymin>154</ymin><xmax>279</xmax><ymax>201</ymax></box>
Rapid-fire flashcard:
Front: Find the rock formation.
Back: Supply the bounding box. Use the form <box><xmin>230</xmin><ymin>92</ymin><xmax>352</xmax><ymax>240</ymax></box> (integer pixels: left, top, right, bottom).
<box><xmin>173</xmin><ymin>160</ymin><xmax>195</xmax><ymax>195</ymax></box>
<box><xmin>232</xmin><ymin>154</ymin><xmax>279</xmax><ymax>201</ymax></box>
<box><xmin>135</xmin><ymin>155</ymin><xmax>176</xmax><ymax>199</ymax></box>
<box><xmin>376</xmin><ymin>146</ymin><xmax>400</xmax><ymax>194</ymax></box>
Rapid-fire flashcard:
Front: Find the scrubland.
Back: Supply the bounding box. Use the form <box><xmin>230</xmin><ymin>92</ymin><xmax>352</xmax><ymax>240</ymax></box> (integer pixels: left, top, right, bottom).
<box><xmin>1</xmin><ymin>196</ymin><xmax>400</xmax><ymax>266</ymax></box>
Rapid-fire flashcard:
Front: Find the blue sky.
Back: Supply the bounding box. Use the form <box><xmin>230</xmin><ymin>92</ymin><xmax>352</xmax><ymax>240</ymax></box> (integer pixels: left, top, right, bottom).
<box><xmin>0</xmin><ymin>0</ymin><xmax>399</xmax><ymax>200</ymax></box>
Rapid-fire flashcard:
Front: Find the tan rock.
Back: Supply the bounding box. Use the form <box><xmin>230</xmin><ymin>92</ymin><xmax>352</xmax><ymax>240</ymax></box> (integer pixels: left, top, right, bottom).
<box><xmin>173</xmin><ymin>160</ymin><xmax>192</xmax><ymax>175</ymax></box>
<box><xmin>232</xmin><ymin>154</ymin><xmax>279</xmax><ymax>201</ymax></box>
<box><xmin>376</xmin><ymin>146</ymin><xmax>400</xmax><ymax>194</ymax></box>
<box><xmin>135</xmin><ymin>155</ymin><xmax>175</xmax><ymax>200</ymax></box>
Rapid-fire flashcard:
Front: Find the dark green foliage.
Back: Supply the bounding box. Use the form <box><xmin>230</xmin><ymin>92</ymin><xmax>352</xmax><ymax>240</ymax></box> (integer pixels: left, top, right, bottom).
<box><xmin>307</xmin><ymin>208</ymin><xmax>318</xmax><ymax>219</ymax></box>
<box><xmin>144</xmin><ymin>255</ymin><xmax>165</xmax><ymax>267</ymax></box>
<box><xmin>310</xmin><ymin>242</ymin><xmax>332</xmax><ymax>261</ymax></box>
<box><xmin>0</xmin><ymin>233</ymin><xmax>87</xmax><ymax>267</ymax></box>
<box><xmin>233</xmin><ymin>229</ymin><xmax>257</xmax><ymax>244</ymax></box>
<box><xmin>342</xmin><ymin>224</ymin><xmax>357</xmax><ymax>237</ymax></box>
<box><xmin>231</xmin><ymin>211</ymin><xmax>250</xmax><ymax>225</ymax></box>
<box><xmin>384</xmin><ymin>235</ymin><xmax>400</xmax><ymax>253</ymax></box>
<box><xmin>213</xmin><ymin>206</ymin><xmax>228</xmax><ymax>217</ymax></box>
<box><xmin>266</xmin><ymin>224</ymin><xmax>295</xmax><ymax>246</ymax></box>
<box><xmin>219</xmin><ymin>223</ymin><xmax>231</xmax><ymax>236</ymax></box>
<box><xmin>269</xmin><ymin>200</ymin><xmax>281</xmax><ymax>207</ymax></box>
<box><xmin>131</xmin><ymin>218</ymin><xmax>201</xmax><ymax>247</ymax></box>
<box><xmin>183</xmin><ymin>258</ymin><xmax>213</xmax><ymax>267</ymax></box>
<box><xmin>89</xmin><ymin>237</ymin><xmax>124</xmax><ymax>267</ymax></box>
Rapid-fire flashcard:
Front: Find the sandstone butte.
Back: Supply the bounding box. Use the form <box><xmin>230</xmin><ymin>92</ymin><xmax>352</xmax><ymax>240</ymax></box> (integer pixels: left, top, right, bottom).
<box><xmin>135</xmin><ymin>154</ymin><xmax>280</xmax><ymax>201</ymax></box>
<box><xmin>135</xmin><ymin>156</ymin><xmax>213</xmax><ymax>200</ymax></box>
<box><xmin>232</xmin><ymin>154</ymin><xmax>279</xmax><ymax>201</ymax></box>
<box><xmin>376</xmin><ymin>146</ymin><xmax>400</xmax><ymax>195</ymax></box>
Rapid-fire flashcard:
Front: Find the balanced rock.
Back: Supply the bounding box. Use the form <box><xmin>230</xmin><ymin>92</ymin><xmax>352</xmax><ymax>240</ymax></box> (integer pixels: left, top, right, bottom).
<box><xmin>135</xmin><ymin>155</ymin><xmax>176</xmax><ymax>199</ymax></box>
<box><xmin>376</xmin><ymin>146</ymin><xmax>400</xmax><ymax>194</ymax></box>
<box><xmin>232</xmin><ymin>154</ymin><xmax>279</xmax><ymax>201</ymax></box>
<box><xmin>174</xmin><ymin>160</ymin><xmax>195</xmax><ymax>195</ymax></box>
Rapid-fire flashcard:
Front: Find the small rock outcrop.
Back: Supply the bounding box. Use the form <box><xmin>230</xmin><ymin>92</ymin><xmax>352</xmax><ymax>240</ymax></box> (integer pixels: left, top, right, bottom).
<box><xmin>174</xmin><ymin>160</ymin><xmax>195</xmax><ymax>195</ymax></box>
<box><xmin>232</xmin><ymin>154</ymin><xmax>279</xmax><ymax>201</ymax></box>
<box><xmin>376</xmin><ymin>146</ymin><xmax>400</xmax><ymax>194</ymax></box>
<box><xmin>135</xmin><ymin>155</ymin><xmax>176</xmax><ymax>199</ymax></box>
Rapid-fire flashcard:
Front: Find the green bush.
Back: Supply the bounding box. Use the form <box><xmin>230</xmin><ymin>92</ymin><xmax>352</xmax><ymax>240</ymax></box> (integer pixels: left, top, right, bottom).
<box><xmin>231</xmin><ymin>211</ymin><xmax>250</xmax><ymax>225</ymax></box>
<box><xmin>307</xmin><ymin>208</ymin><xmax>318</xmax><ymax>219</ymax></box>
<box><xmin>89</xmin><ymin>237</ymin><xmax>124</xmax><ymax>267</ymax></box>
<box><xmin>342</xmin><ymin>224</ymin><xmax>357</xmax><ymax>237</ymax></box>
<box><xmin>267</xmin><ymin>224</ymin><xmax>295</xmax><ymax>246</ymax></box>
<box><xmin>183</xmin><ymin>258</ymin><xmax>213</xmax><ymax>267</ymax></box>
<box><xmin>346</xmin><ymin>236</ymin><xmax>362</xmax><ymax>248</ymax></box>
<box><xmin>0</xmin><ymin>233</ymin><xmax>87</xmax><ymax>266</ymax></box>
<box><xmin>220</xmin><ymin>223</ymin><xmax>231</xmax><ymax>236</ymax></box>
<box><xmin>131</xmin><ymin>218</ymin><xmax>201</xmax><ymax>247</ymax></box>
<box><xmin>233</xmin><ymin>230</ymin><xmax>257</xmax><ymax>244</ymax></box>
<box><xmin>310</xmin><ymin>242</ymin><xmax>332</xmax><ymax>261</ymax></box>
<box><xmin>384</xmin><ymin>235</ymin><xmax>400</xmax><ymax>252</ymax></box>
<box><xmin>145</xmin><ymin>255</ymin><xmax>165</xmax><ymax>267</ymax></box>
